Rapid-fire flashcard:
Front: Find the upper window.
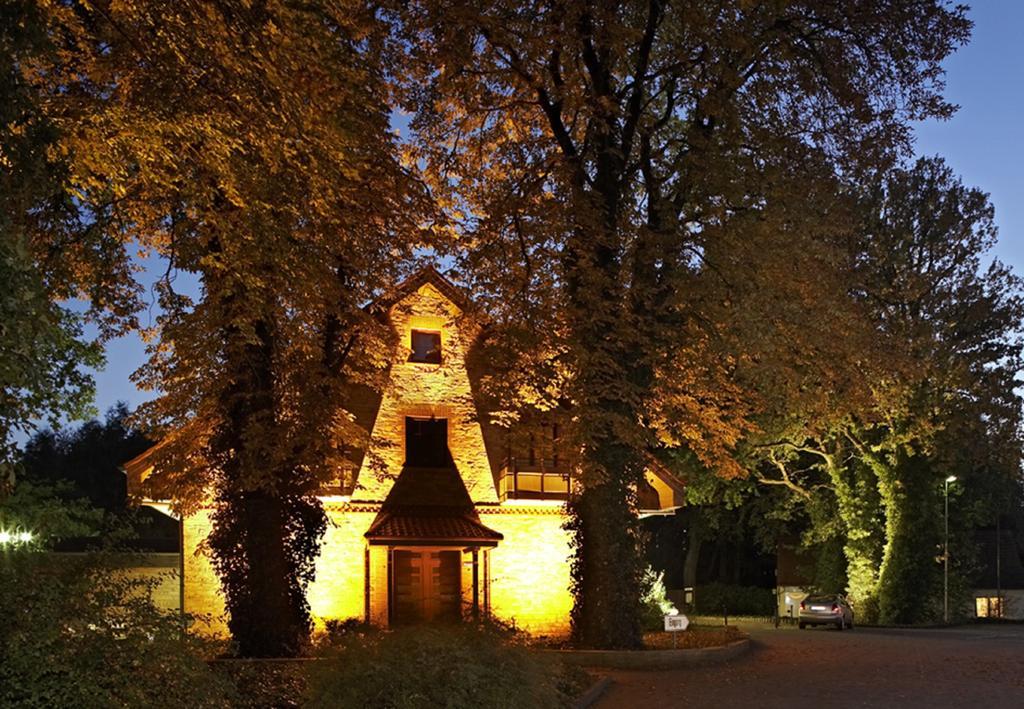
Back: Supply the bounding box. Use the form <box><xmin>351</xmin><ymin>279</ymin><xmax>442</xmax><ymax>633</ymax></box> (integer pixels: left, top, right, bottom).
<box><xmin>409</xmin><ymin>329</ymin><xmax>442</xmax><ymax>364</ymax></box>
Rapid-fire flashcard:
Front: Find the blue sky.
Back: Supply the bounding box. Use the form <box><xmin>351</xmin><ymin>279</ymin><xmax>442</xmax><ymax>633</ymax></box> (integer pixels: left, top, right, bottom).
<box><xmin>81</xmin><ymin>1</ymin><xmax>1024</xmax><ymax>426</ymax></box>
<box><xmin>912</xmin><ymin>1</ymin><xmax>1024</xmax><ymax>274</ymax></box>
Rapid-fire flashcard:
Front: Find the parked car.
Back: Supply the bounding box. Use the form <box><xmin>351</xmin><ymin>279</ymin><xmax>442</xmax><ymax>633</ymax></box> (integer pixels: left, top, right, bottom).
<box><xmin>798</xmin><ymin>594</ymin><xmax>854</xmax><ymax>630</ymax></box>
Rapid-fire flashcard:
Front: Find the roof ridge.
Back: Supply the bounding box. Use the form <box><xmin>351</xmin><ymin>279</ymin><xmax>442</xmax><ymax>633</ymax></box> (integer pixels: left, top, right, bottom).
<box><xmin>375</xmin><ymin>263</ymin><xmax>476</xmax><ymax>312</ymax></box>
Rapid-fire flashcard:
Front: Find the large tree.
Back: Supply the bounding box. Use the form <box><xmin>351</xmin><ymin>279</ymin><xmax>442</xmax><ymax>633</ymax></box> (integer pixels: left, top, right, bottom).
<box><xmin>400</xmin><ymin>0</ymin><xmax>970</xmax><ymax>647</ymax></box>
<box><xmin>31</xmin><ymin>1</ymin><xmax>430</xmax><ymax>655</ymax></box>
<box><xmin>1</xmin><ymin>0</ymin><xmax>139</xmax><ymax>486</ymax></box>
<box><xmin>756</xmin><ymin>157</ymin><xmax>1024</xmax><ymax>623</ymax></box>
<box><xmin>849</xmin><ymin>157</ymin><xmax>1023</xmax><ymax>623</ymax></box>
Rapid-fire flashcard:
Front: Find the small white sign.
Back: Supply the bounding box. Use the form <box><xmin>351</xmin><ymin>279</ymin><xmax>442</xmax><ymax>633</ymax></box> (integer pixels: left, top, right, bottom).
<box><xmin>664</xmin><ymin>614</ymin><xmax>689</xmax><ymax>632</ymax></box>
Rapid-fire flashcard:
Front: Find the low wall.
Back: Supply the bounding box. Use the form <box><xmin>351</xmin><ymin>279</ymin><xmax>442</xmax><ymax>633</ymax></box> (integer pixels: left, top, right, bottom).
<box><xmin>48</xmin><ymin>552</ymin><xmax>182</xmax><ymax>613</ymax></box>
<box><xmin>541</xmin><ymin>638</ymin><xmax>750</xmax><ymax>670</ymax></box>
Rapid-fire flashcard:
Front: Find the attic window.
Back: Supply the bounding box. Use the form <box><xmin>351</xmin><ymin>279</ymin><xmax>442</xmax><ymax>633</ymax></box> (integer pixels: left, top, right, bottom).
<box><xmin>410</xmin><ymin>329</ymin><xmax>441</xmax><ymax>364</ymax></box>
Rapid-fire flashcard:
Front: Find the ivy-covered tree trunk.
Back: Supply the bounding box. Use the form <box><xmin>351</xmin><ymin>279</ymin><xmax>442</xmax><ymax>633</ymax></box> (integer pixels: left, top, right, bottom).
<box><xmin>874</xmin><ymin>450</ymin><xmax>941</xmax><ymax>625</ymax></box>
<box><xmin>569</xmin><ymin>441</ymin><xmax>645</xmax><ymax>649</ymax></box>
<box><xmin>211</xmin><ymin>492</ymin><xmax>312</xmax><ymax>657</ymax></box>
<box><xmin>206</xmin><ymin>304</ymin><xmax>325</xmax><ymax>657</ymax></box>
<box><xmin>827</xmin><ymin>454</ymin><xmax>884</xmax><ymax>622</ymax></box>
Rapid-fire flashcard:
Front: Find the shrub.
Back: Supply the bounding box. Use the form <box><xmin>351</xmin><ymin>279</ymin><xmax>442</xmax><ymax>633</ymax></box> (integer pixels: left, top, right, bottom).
<box><xmin>693</xmin><ymin>583</ymin><xmax>774</xmax><ymax>617</ymax></box>
<box><xmin>640</xmin><ymin>566</ymin><xmax>678</xmax><ymax>631</ymax></box>
<box><xmin>305</xmin><ymin>623</ymin><xmax>575</xmax><ymax>709</ymax></box>
<box><xmin>0</xmin><ymin>549</ymin><xmax>234</xmax><ymax>708</ymax></box>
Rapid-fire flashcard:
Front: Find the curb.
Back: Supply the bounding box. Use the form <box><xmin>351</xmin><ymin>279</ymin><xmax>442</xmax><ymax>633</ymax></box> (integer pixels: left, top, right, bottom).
<box><xmin>854</xmin><ymin>622</ymin><xmax>973</xmax><ymax>630</ymax></box>
<box><xmin>574</xmin><ymin>676</ymin><xmax>613</xmax><ymax>709</ymax></box>
<box><xmin>542</xmin><ymin>638</ymin><xmax>751</xmax><ymax>670</ymax></box>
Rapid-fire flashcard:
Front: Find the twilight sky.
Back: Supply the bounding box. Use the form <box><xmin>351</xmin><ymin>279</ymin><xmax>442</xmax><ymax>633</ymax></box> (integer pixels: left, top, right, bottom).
<box><xmin>80</xmin><ymin>1</ymin><xmax>1024</xmax><ymax>426</ymax></box>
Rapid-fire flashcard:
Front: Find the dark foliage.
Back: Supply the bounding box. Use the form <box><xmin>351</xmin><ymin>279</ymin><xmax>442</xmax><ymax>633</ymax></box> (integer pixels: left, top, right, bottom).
<box><xmin>693</xmin><ymin>583</ymin><xmax>775</xmax><ymax>618</ymax></box>
<box><xmin>21</xmin><ymin>402</ymin><xmax>151</xmax><ymax>511</ymax></box>
<box><xmin>567</xmin><ymin>476</ymin><xmax>646</xmax><ymax>649</ymax></box>
<box><xmin>305</xmin><ymin>623</ymin><xmax>582</xmax><ymax>709</ymax></box>
<box><xmin>208</xmin><ymin>490</ymin><xmax>326</xmax><ymax>658</ymax></box>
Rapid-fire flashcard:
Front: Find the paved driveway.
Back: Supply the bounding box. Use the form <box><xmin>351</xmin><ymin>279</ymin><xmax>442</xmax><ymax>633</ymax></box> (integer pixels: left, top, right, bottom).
<box><xmin>597</xmin><ymin>623</ymin><xmax>1024</xmax><ymax>708</ymax></box>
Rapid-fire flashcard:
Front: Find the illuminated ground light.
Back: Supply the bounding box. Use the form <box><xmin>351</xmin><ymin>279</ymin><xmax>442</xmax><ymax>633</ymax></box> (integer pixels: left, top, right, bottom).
<box><xmin>0</xmin><ymin>529</ymin><xmax>34</xmax><ymax>546</ymax></box>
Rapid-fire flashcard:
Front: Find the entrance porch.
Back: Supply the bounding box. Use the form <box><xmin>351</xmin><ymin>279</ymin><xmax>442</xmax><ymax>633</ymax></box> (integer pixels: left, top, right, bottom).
<box><xmin>363</xmin><ymin>463</ymin><xmax>503</xmax><ymax>626</ymax></box>
<box><xmin>385</xmin><ymin>546</ymin><xmax>493</xmax><ymax>624</ymax></box>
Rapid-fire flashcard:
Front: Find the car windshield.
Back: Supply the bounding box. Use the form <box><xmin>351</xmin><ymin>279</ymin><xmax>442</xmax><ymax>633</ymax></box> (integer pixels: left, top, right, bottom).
<box><xmin>805</xmin><ymin>595</ymin><xmax>836</xmax><ymax>603</ymax></box>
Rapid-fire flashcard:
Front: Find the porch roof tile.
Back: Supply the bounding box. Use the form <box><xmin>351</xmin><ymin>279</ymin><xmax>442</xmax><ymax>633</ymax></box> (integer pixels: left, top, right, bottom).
<box><xmin>365</xmin><ymin>506</ymin><xmax>503</xmax><ymax>545</ymax></box>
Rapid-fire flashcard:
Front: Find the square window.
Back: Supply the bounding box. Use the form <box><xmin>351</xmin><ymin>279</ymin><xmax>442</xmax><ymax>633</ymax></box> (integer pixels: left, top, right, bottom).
<box><xmin>410</xmin><ymin>330</ymin><xmax>441</xmax><ymax>364</ymax></box>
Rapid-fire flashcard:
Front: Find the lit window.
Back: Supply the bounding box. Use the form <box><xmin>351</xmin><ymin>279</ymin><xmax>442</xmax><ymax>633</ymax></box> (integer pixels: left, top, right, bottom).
<box><xmin>409</xmin><ymin>330</ymin><xmax>441</xmax><ymax>364</ymax></box>
<box><xmin>975</xmin><ymin>597</ymin><xmax>1003</xmax><ymax>618</ymax></box>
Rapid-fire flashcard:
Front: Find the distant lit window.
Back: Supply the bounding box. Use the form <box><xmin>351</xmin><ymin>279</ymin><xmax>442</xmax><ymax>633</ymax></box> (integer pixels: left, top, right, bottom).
<box><xmin>975</xmin><ymin>596</ymin><xmax>1003</xmax><ymax>618</ymax></box>
<box><xmin>410</xmin><ymin>330</ymin><xmax>441</xmax><ymax>364</ymax></box>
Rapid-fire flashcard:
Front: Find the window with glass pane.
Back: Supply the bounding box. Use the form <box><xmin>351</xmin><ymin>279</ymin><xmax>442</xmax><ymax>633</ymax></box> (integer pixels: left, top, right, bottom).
<box><xmin>975</xmin><ymin>596</ymin><xmax>1003</xmax><ymax>618</ymax></box>
<box><xmin>410</xmin><ymin>329</ymin><xmax>441</xmax><ymax>363</ymax></box>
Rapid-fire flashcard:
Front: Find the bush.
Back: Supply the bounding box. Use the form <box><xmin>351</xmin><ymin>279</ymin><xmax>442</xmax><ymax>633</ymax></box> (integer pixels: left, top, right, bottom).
<box><xmin>640</xmin><ymin>566</ymin><xmax>678</xmax><ymax>631</ymax></box>
<box><xmin>305</xmin><ymin>623</ymin><xmax>576</xmax><ymax>709</ymax></box>
<box><xmin>0</xmin><ymin>549</ymin><xmax>234</xmax><ymax>708</ymax></box>
<box><xmin>693</xmin><ymin>583</ymin><xmax>775</xmax><ymax>617</ymax></box>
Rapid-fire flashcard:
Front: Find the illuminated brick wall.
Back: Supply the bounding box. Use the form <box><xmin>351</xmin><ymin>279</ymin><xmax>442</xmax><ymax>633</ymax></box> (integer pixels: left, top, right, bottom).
<box><xmin>119</xmin><ymin>554</ymin><xmax>180</xmax><ymax>612</ymax></box>
<box><xmin>172</xmin><ymin>275</ymin><xmax>576</xmax><ymax>638</ymax></box>
<box><xmin>483</xmin><ymin>507</ymin><xmax>573</xmax><ymax>637</ymax></box>
<box><xmin>181</xmin><ymin>509</ymin><xmax>227</xmax><ymax>635</ymax></box>
<box><xmin>181</xmin><ymin>506</ymin><xmax>380</xmax><ymax>633</ymax></box>
<box><xmin>353</xmin><ymin>282</ymin><xmax>497</xmax><ymax>504</ymax></box>
<box><xmin>307</xmin><ymin>506</ymin><xmax>377</xmax><ymax>625</ymax></box>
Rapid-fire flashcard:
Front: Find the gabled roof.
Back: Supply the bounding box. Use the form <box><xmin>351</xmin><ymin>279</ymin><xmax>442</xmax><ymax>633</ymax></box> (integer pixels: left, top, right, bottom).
<box><xmin>122</xmin><ymin>440</ymin><xmax>167</xmax><ymax>499</ymax></box>
<box><xmin>373</xmin><ymin>264</ymin><xmax>476</xmax><ymax>314</ymax></box>
<box><xmin>646</xmin><ymin>457</ymin><xmax>688</xmax><ymax>497</ymax></box>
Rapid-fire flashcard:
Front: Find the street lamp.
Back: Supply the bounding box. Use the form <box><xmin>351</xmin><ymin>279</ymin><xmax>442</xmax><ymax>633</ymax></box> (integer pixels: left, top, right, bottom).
<box><xmin>944</xmin><ymin>475</ymin><xmax>957</xmax><ymax>624</ymax></box>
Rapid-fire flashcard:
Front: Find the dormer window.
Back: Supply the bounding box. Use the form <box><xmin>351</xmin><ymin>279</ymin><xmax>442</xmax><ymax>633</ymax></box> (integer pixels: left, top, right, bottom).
<box><xmin>409</xmin><ymin>329</ymin><xmax>441</xmax><ymax>364</ymax></box>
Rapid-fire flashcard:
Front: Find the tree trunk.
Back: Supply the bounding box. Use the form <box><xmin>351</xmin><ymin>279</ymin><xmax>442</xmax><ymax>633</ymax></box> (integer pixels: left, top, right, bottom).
<box><xmin>232</xmin><ymin>492</ymin><xmax>307</xmax><ymax>656</ymax></box>
<box><xmin>828</xmin><ymin>457</ymin><xmax>884</xmax><ymax>623</ymax></box>
<box><xmin>206</xmin><ymin>302</ymin><xmax>317</xmax><ymax>656</ymax></box>
<box><xmin>874</xmin><ymin>450</ymin><xmax>941</xmax><ymax>625</ymax></box>
<box><xmin>570</xmin><ymin>450</ymin><xmax>645</xmax><ymax>649</ymax></box>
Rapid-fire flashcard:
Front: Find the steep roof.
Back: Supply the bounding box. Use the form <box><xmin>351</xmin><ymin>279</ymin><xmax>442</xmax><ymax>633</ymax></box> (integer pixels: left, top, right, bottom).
<box><xmin>373</xmin><ymin>264</ymin><xmax>476</xmax><ymax>314</ymax></box>
<box><xmin>365</xmin><ymin>464</ymin><xmax>503</xmax><ymax>545</ymax></box>
<box><xmin>365</xmin><ymin>505</ymin><xmax>503</xmax><ymax>545</ymax></box>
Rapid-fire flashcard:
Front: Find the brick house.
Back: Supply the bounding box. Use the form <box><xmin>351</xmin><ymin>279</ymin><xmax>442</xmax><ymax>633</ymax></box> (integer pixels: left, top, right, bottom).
<box><xmin>125</xmin><ymin>266</ymin><xmax>683</xmax><ymax>636</ymax></box>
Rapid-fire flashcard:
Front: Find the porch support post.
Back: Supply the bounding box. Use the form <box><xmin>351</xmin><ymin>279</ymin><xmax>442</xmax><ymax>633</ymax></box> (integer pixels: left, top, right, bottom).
<box><xmin>484</xmin><ymin>549</ymin><xmax>491</xmax><ymax>618</ymax></box>
<box><xmin>472</xmin><ymin>549</ymin><xmax>480</xmax><ymax>620</ymax></box>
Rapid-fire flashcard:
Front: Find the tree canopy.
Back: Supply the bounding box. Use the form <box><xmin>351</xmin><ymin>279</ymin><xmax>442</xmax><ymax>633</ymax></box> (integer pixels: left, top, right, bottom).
<box><xmin>1</xmin><ymin>0</ymin><xmax>141</xmax><ymax>485</ymax></box>
<box><xmin>399</xmin><ymin>0</ymin><xmax>973</xmax><ymax>647</ymax></box>
<box><xmin>4</xmin><ymin>0</ymin><xmax>1017</xmax><ymax>652</ymax></box>
<box><xmin>737</xmin><ymin>157</ymin><xmax>1023</xmax><ymax>623</ymax></box>
<box><xmin>23</xmin><ymin>0</ymin><xmax>432</xmax><ymax>655</ymax></box>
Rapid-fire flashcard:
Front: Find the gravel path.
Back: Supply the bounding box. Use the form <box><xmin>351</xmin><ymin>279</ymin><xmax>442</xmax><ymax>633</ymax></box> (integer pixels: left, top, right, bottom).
<box><xmin>597</xmin><ymin>623</ymin><xmax>1024</xmax><ymax>708</ymax></box>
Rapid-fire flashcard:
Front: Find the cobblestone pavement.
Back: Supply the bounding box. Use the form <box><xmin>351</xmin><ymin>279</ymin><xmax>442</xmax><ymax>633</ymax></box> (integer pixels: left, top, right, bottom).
<box><xmin>597</xmin><ymin>623</ymin><xmax>1024</xmax><ymax>708</ymax></box>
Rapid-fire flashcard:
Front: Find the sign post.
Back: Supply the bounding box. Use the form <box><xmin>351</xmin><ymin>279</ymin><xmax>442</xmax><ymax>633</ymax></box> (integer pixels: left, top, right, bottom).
<box><xmin>663</xmin><ymin>613</ymin><xmax>689</xmax><ymax>649</ymax></box>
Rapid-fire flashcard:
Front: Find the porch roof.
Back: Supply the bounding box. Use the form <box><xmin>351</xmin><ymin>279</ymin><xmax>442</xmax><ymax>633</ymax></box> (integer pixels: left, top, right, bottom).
<box><xmin>364</xmin><ymin>463</ymin><xmax>503</xmax><ymax>546</ymax></box>
<box><xmin>365</xmin><ymin>506</ymin><xmax>503</xmax><ymax>546</ymax></box>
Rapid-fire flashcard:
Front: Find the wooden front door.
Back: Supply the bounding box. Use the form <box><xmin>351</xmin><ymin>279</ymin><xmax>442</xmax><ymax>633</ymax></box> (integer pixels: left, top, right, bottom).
<box><xmin>391</xmin><ymin>549</ymin><xmax>461</xmax><ymax>624</ymax></box>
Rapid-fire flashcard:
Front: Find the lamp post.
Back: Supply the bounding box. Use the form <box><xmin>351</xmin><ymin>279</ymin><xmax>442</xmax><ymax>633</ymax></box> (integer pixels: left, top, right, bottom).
<box><xmin>944</xmin><ymin>475</ymin><xmax>957</xmax><ymax>624</ymax></box>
